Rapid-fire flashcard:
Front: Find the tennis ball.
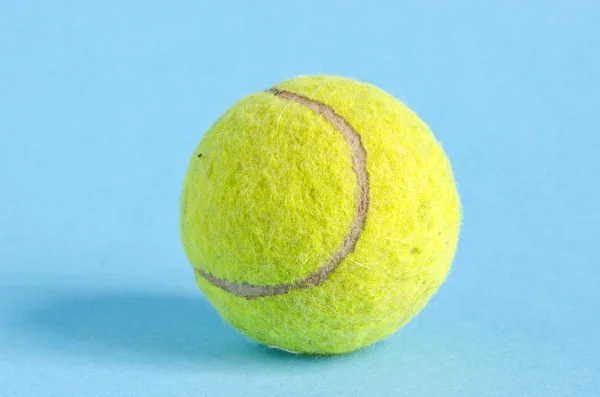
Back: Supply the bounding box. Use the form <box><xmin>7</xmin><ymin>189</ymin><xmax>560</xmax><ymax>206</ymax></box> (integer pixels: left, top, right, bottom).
<box><xmin>180</xmin><ymin>75</ymin><xmax>461</xmax><ymax>355</ymax></box>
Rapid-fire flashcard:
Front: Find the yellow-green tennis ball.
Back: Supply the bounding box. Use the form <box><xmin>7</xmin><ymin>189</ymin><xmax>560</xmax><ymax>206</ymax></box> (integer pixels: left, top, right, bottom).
<box><xmin>180</xmin><ymin>75</ymin><xmax>461</xmax><ymax>355</ymax></box>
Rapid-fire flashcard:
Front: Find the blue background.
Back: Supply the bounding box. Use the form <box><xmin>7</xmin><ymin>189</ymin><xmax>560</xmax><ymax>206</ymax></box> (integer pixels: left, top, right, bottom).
<box><xmin>1</xmin><ymin>1</ymin><xmax>598</xmax><ymax>396</ymax></box>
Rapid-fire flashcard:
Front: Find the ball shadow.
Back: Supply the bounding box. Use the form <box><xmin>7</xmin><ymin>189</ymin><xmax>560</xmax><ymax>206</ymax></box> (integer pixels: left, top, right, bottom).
<box><xmin>14</xmin><ymin>290</ymin><xmax>278</xmax><ymax>369</ymax></box>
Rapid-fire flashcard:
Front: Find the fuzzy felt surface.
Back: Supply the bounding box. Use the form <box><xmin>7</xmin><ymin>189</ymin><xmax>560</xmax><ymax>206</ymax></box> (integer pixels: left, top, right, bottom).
<box><xmin>180</xmin><ymin>75</ymin><xmax>461</xmax><ymax>354</ymax></box>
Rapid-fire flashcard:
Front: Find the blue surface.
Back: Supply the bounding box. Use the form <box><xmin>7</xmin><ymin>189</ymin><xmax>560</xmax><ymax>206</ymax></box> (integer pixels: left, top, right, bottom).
<box><xmin>1</xmin><ymin>1</ymin><xmax>599</xmax><ymax>396</ymax></box>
